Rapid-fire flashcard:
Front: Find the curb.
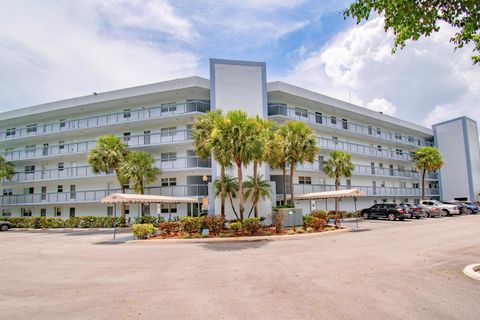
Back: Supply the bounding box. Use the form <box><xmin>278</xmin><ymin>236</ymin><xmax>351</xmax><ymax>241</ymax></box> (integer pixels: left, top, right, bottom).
<box><xmin>11</xmin><ymin>228</ymin><xmax>131</xmax><ymax>232</ymax></box>
<box><xmin>128</xmin><ymin>227</ymin><xmax>353</xmax><ymax>244</ymax></box>
<box><xmin>463</xmin><ymin>264</ymin><xmax>480</xmax><ymax>281</ymax></box>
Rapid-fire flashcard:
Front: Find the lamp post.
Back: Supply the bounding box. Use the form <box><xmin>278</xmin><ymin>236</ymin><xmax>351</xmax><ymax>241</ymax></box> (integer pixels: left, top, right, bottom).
<box><xmin>202</xmin><ymin>174</ymin><xmax>208</xmax><ymax>215</ymax></box>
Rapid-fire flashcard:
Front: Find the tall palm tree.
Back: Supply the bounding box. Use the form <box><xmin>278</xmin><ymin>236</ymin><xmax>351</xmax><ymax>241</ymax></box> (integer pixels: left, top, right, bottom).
<box><xmin>121</xmin><ymin>151</ymin><xmax>161</xmax><ymax>216</ymax></box>
<box><xmin>193</xmin><ymin>110</ymin><xmax>231</xmax><ymax>218</ymax></box>
<box><xmin>278</xmin><ymin>121</ymin><xmax>319</xmax><ymax>206</ymax></box>
<box><xmin>322</xmin><ymin>150</ymin><xmax>355</xmax><ymax>227</ymax></box>
<box><xmin>0</xmin><ymin>156</ymin><xmax>14</xmax><ymax>181</ymax></box>
<box><xmin>244</xmin><ymin>174</ymin><xmax>273</xmax><ymax>217</ymax></box>
<box><xmin>413</xmin><ymin>146</ymin><xmax>444</xmax><ymax>199</ymax></box>
<box><xmin>214</xmin><ymin>174</ymin><xmax>239</xmax><ymax>219</ymax></box>
<box><xmin>267</xmin><ymin>131</ymin><xmax>288</xmax><ymax>205</ymax></box>
<box><xmin>88</xmin><ymin>135</ymin><xmax>129</xmax><ymax>218</ymax></box>
<box><xmin>211</xmin><ymin>110</ymin><xmax>261</xmax><ymax>220</ymax></box>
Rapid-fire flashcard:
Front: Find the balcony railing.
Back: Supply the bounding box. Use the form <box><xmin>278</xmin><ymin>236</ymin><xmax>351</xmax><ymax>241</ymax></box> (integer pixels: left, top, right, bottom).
<box><xmin>294</xmin><ymin>161</ymin><xmax>438</xmax><ymax>180</ymax></box>
<box><xmin>2</xmin><ymin>130</ymin><xmax>193</xmax><ymax>161</ymax></box>
<box><xmin>268</xmin><ymin>104</ymin><xmax>433</xmax><ymax>147</ymax></box>
<box><xmin>6</xmin><ymin>157</ymin><xmax>211</xmax><ymax>183</ymax></box>
<box><xmin>0</xmin><ymin>100</ymin><xmax>209</xmax><ymax>141</ymax></box>
<box><xmin>318</xmin><ymin>137</ymin><xmax>414</xmax><ymax>161</ymax></box>
<box><xmin>276</xmin><ymin>184</ymin><xmax>439</xmax><ymax>197</ymax></box>
<box><xmin>0</xmin><ymin>185</ymin><xmax>209</xmax><ymax>205</ymax></box>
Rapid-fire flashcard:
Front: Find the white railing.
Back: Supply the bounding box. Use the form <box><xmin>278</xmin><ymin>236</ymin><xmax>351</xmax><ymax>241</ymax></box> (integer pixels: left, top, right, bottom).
<box><xmin>276</xmin><ymin>184</ymin><xmax>439</xmax><ymax>197</ymax></box>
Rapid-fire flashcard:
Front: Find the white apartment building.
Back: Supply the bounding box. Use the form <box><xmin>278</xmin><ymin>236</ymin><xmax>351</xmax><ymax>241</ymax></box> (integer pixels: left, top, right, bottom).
<box><xmin>1</xmin><ymin>59</ymin><xmax>478</xmax><ymax>221</ymax></box>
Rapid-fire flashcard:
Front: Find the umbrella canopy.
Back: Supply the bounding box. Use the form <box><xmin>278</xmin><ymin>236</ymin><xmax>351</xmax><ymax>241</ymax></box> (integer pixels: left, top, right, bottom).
<box><xmin>295</xmin><ymin>188</ymin><xmax>366</xmax><ymax>200</ymax></box>
<box><xmin>101</xmin><ymin>193</ymin><xmax>198</xmax><ymax>204</ymax></box>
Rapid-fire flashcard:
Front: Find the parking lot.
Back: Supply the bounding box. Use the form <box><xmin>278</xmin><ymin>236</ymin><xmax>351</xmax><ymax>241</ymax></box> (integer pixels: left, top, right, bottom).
<box><xmin>1</xmin><ymin>215</ymin><xmax>479</xmax><ymax>320</ymax></box>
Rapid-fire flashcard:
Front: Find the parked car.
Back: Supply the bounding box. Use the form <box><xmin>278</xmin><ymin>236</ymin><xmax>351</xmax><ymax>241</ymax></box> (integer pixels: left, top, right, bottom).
<box><xmin>420</xmin><ymin>200</ymin><xmax>460</xmax><ymax>216</ymax></box>
<box><xmin>443</xmin><ymin>201</ymin><xmax>467</xmax><ymax>214</ymax></box>
<box><xmin>361</xmin><ymin>203</ymin><xmax>410</xmax><ymax>221</ymax></box>
<box><xmin>399</xmin><ymin>203</ymin><xmax>425</xmax><ymax>219</ymax></box>
<box><xmin>421</xmin><ymin>205</ymin><xmax>443</xmax><ymax>218</ymax></box>
<box><xmin>0</xmin><ymin>221</ymin><xmax>11</xmax><ymax>231</ymax></box>
<box><xmin>462</xmin><ymin>202</ymin><xmax>479</xmax><ymax>214</ymax></box>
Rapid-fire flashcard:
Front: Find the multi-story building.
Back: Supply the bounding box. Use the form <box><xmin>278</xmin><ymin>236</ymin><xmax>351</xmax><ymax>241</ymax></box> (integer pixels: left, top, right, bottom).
<box><xmin>1</xmin><ymin>59</ymin><xmax>478</xmax><ymax>221</ymax></box>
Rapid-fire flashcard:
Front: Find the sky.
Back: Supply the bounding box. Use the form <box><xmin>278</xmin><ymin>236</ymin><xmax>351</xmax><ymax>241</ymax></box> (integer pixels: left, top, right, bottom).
<box><xmin>0</xmin><ymin>0</ymin><xmax>478</xmax><ymax>128</ymax></box>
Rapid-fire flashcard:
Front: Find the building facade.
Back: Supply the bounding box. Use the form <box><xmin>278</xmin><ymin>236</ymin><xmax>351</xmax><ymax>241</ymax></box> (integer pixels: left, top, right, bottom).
<box><xmin>1</xmin><ymin>59</ymin><xmax>478</xmax><ymax>221</ymax></box>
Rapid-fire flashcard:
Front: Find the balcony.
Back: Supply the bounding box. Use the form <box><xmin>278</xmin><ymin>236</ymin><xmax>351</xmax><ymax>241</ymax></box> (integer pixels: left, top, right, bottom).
<box><xmin>5</xmin><ymin>157</ymin><xmax>212</xmax><ymax>184</ymax></box>
<box><xmin>268</xmin><ymin>104</ymin><xmax>433</xmax><ymax>148</ymax></box>
<box><xmin>2</xmin><ymin>130</ymin><xmax>193</xmax><ymax>161</ymax></box>
<box><xmin>294</xmin><ymin>161</ymin><xmax>438</xmax><ymax>180</ymax></box>
<box><xmin>318</xmin><ymin>137</ymin><xmax>414</xmax><ymax>161</ymax></box>
<box><xmin>0</xmin><ymin>185</ymin><xmax>208</xmax><ymax>205</ymax></box>
<box><xmin>276</xmin><ymin>184</ymin><xmax>439</xmax><ymax>197</ymax></box>
<box><xmin>0</xmin><ymin>100</ymin><xmax>209</xmax><ymax>141</ymax></box>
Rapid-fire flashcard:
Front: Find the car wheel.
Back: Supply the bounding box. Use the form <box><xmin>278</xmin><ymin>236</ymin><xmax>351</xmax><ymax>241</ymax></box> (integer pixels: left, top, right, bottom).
<box><xmin>415</xmin><ymin>216</ymin><xmax>421</xmax><ymax>219</ymax></box>
<box><xmin>424</xmin><ymin>212</ymin><xmax>430</xmax><ymax>218</ymax></box>
<box><xmin>0</xmin><ymin>224</ymin><xmax>9</xmax><ymax>231</ymax></box>
<box><xmin>442</xmin><ymin>209</ymin><xmax>449</xmax><ymax>217</ymax></box>
<box><xmin>467</xmin><ymin>208</ymin><xmax>473</xmax><ymax>215</ymax></box>
<box><xmin>362</xmin><ymin>212</ymin><xmax>369</xmax><ymax>219</ymax></box>
<box><xmin>388</xmin><ymin>213</ymin><xmax>396</xmax><ymax>221</ymax></box>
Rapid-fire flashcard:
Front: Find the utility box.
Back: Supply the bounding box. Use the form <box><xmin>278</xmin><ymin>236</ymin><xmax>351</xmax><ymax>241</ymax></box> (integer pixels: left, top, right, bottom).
<box><xmin>272</xmin><ymin>208</ymin><xmax>303</xmax><ymax>227</ymax></box>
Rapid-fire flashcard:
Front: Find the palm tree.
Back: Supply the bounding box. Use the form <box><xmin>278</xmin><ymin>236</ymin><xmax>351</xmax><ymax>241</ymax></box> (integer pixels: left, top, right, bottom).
<box><xmin>322</xmin><ymin>150</ymin><xmax>355</xmax><ymax>227</ymax></box>
<box><xmin>267</xmin><ymin>131</ymin><xmax>288</xmax><ymax>205</ymax></box>
<box><xmin>121</xmin><ymin>151</ymin><xmax>161</xmax><ymax>216</ymax></box>
<box><xmin>0</xmin><ymin>156</ymin><xmax>14</xmax><ymax>181</ymax></box>
<box><xmin>244</xmin><ymin>174</ymin><xmax>273</xmax><ymax>217</ymax></box>
<box><xmin>278</xmin><ymin>121</ymin><xmax>319</xmax><ymax>206</ymax></box>
<box><xmin>413</xmin><ymin>146</ymin><xmax>444</xmax><ymax>199</ymax></box>
<box><xmin>214</xmin><ymin>174</ymin><xmax>239</xmax><ymax>219</ymax></box>
<box><xmin>193</xmin><ymin>110</ymin><xmax>231</xmax><ymax>218</ymax></box>
<box><xmin>211</xmin><ymin>110</ymin><xmax>261</xmax><ymax>220</ymax></box>
<box><xmin>88</xmin><ymin>135</ymin><xmax>129</xmax><ymax>218</ymax></box>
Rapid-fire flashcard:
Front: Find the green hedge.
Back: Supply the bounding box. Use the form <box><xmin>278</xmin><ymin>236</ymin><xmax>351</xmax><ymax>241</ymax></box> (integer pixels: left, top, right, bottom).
<box><xmin>132</xmin><ymin>224</ymin><xmax>158</xmax><ymax>240</ymax></box>
<box><xmin>1</xmin><ymin>216</ymin><xmax>130</xmax><ymax>228</ymax></box>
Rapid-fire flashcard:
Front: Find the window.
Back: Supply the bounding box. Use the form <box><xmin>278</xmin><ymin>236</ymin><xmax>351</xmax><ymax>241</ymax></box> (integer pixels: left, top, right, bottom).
<box><xmin>41</xmin><ymin>186</ymin><xmax>47</xmax><ymax>200</ymax></box>
<box><xmin>380</xmin><ymin>181</ymin><xmax>385</xmax><ymax>188</ymax></box>
<box><xmin>169</xmin><ymin>177</ymin><xmax>177</xmax><ymax>186</ymax></box>
<box><xmin>299</xmin><ymin>176</ymin><xmax>312</xmax><ymax>185</ymax></box>
<box><xmin>346</xmin><ymin>179</ymin><xmax>351</xmax><ymax>188</ymax></box>
<box><xmin>330</xmin><ymin>116</ymin><xmax>337</xmax><ymax>125</ymax></box>
<box><xmin>107</xmin><ymin>206</ymin><xmax>113</xmax><ymax>217</ymax></box>
<box><xmin>161</xmin><ymin>204</ymin><xmax>177</xmax><ymax>213</ymax></box>
<box><xmin>125</xmin><ymin>205</ymin><xmax>130</xmax><ymax>215</ymax></box>
<box><xmin>161</xmin><ymin>152</ymin><xmax>177</xmax><ymax>161</ymax></box>
<box><xmin>58</xmin><ymin>162</ymin><xmax>64</xmax><ymax>171</ymax></box>
<box><xmin>370</xmin><ymin>162</ymin><xmax>375</xmax><ymax>174</ymax></box>
<box><xmin>161</xmin><ymin>177</ymin><xmax>176</xmax><ymax>186</ymax></box>
<box><xmin>395</xmin><ymin>133</ymin><xmax>402</xmax><ymax>140</ymax></box>
<box><xmin>60</xmin><ymin>119</ymin><xmax>66</xmax><ymax>128</ymax></box>
<box><xmin>123</xmin><ymin>108</ymin><xmax>131</xmax><ymax>118</ymax></box>
<box><xmin>123</xmin><ymin>132</ymin><xmax>131</xmax><ymax>142</ymax></box>
<box><xmin>315</xmin><ymin>112</ymin><xmax>322</xmax><ymax>124</ymax></box>
<box><xmin>413</xmin><ymin>183</ymin><xmax>419</xmax><ymax>189</ymax></box>
<box><xmin>161</xmin><ymin>103</ymin><xmax>177</xmax><ymax>113</ymax></box>
<box><xmin>400</xmin><ymin>182</ymin><xmax>406</xmax><ymax>188</ymax></box>
<box><xmin>294</xmin><ymin>108</ymin><xmax>308</xmax><ymax>118</ymax></box>
<box><xmin>25</xmin><ymin>165</ymin><xmax>35</xmax><ymax>174</ymax></box>
<box><xmin>373</xmin><ymin>200</ymin><xmax>378</xmax><ymax>205</ymax></box>
<box><xmin>54</xmin><ymin>207</ymin><xmax>62</xmax><ymax>217</ymax></box>
<box><xmin>414</xmin><ymin>199</ymin><xmax>420</xmax><ymax>204</ymax></box>
<box><xmin>161</xmin><ymin>127</ymin><xmax>177</xmax><ymax>137</ymax></box>
<box><xmin>396</xmin><ymin>149</ymin><xmax>403</xmax><ymax>156</ymax></box>
<box><xmin>342</xmin><ymin>119</ymin><xmax>348</xmax><ymax>130</ymax></box>
<box><xmin>57</xmin><ymin>185</ymin><xmax>63</xmax><ymax>193</ymax></box>
<box><xmin>144</xmin><ymin>130</ymin><xmax>151</xmax><ymax>145</ymax></box>
<box><xmin>2</xmin><ymin>209</ymin><xmax>12</xmax><ymax>217</ymax></box>
<box><xmin>318</xmin><ymin>156</ymin><xmax>324</xmax><ymax>169</ymax></box>
<box><xmin>6</xmin><ymin>128</ymin><xmax>16</xmax><ymax>137</ymax></box>
<box><xmin>379</xmin><ymin>163</ymin><xmax>383</xmax><ymax>169</ymax></box>
<box><xmin>69</xmin><ymin>207</ymin><xmax>76</xmax><ymax>218</ymax></box>
<box><xmin>70</xmin><ymin>185</ymin><xmax>76</xmax><ymax>199</ymax></box>
<box><xmin>368</xmin><ymin>126</ymin><xmax>373</xmax><ymax>135</ymax></box>
<box><xmin>377</xmin><ymin>145</ymin><xmax>382</xmax><ymax>152</ymax></box>
<box><xmin>40</xmin><ymin>208</ymin><xmax>46</xmax><ymax>217</ymax></box>
<box><xmin>21</xmin><ymin>208</ymin><xmax>32</xmax><ymax>217</ymax></box>
<box><xmin>27</xmin><ymin>124</ymin><xmax>37</xmax><ymax>133</ymax></box>
<box><xmin>404</xmin><ymin>199</ymin><xmax>409</xmax><ymax>203</ymax></box>
<box><xmin>332</xmin><ymin>136</ymin><xmax>338</xmax><ymax>145</ymax></box>
<box><xmin>24</xmin><ymin>187</ymin><xmax>34</xmax><ymax>194</ymax></box>
<box><xmin>43</xmin><ymin>143</ymin><xmax>49</xmax><ymax>156</ymax></box>
<box><xmin>376</xmin><ymin>128</ymin><xmax>381</xmax><ymax>135</ymax></box>
<box><xmin>382</xmin><ymin>198</ymin><xmax>388</xmax><ymax>203</ymax></box>
<box><xmin>59</xmin><ymin>141</ymin><xmax>65</xmax><ymax>150</ymax></box>
<box><xmin>408</xmin><ymin>136</ymin><xmax>415</xmax><ymax>143</ymax></box>
<box><xmin>3</xmin><ymin>188</ymin><xmax>12</xmax><ymax>196</ymax></box>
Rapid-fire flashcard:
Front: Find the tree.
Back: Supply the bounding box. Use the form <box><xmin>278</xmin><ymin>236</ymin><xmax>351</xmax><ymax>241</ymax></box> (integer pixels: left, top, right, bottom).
<box><xmin>193</xmin><ymin>110</ymin><xmax>231</xmax><ymax>218</ymax></box>
<box><xmin>88</xmin><ymin>135</ymin><xmax>129</xmax><ymax>218</ymax></box>
<box><xmin>244</xmin><ymin>174</ymin><xmax>273</xmax><ymax>218</ymax></box>
<box><xmin>211</xmin><ymin>111</ymin><xmax>261</xmax><ymax>220</ymax></box>
<box><xmin>213</xmin><ymin>174</ymin><xmax>239</xmax><ymax>219</ymax></box>
<box><xmin>413</xmin><ymin>146</ymin><xmax>444</xmax><ymax>199</ymax></box>
<box><xmin>121</xmin><ymin>151</ymin><xmax>161</xmax><ymax>216</ymax></box>
<box><xmin>278</xmin><ymin>121</ymin><xmax>319</xmax><ymax>207</ymax></box>
<box><xmin>267</xmin><ymin>130</ymin><xmax>289</xmax><ymax>205</ymax></box>
<box><xmin>322</xmin><ymin>151</ymin><xmax>355</xmax><ymax>228</ymax></box>
<box><xmin>0</xmin><ymin>156</ymin><xmax>14</xmax><ymax>181</ymax></box>
<box><xmin>344</xmin><ymin>0</ymin><xmax>480</xmax><ymax>64</ymax></box>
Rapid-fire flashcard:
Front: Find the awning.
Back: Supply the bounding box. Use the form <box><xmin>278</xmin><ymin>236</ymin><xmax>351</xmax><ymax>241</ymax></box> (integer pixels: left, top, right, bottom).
<box><xmin>101</xmin><ymin>193</ymin><xmax>198</xmax><ymax>204</ymax></box>
<box><xmin>295</xmin><ymin>188</ymin><xmax>366</xmax><ymax>200</ymax></box>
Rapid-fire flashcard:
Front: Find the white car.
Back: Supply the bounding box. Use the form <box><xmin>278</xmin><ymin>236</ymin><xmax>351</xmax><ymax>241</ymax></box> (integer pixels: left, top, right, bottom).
<box><xmin>420</xmin><ymin>200</ymin><xmax>460</xmax><ymax>216</ymax></box>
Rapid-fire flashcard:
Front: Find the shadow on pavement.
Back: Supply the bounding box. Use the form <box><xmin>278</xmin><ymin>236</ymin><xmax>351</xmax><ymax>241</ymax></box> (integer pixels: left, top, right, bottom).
<box><xmin>199</xmin><ymin>239</ymin><xmax>269</xmax><ymax>252</ymax></box>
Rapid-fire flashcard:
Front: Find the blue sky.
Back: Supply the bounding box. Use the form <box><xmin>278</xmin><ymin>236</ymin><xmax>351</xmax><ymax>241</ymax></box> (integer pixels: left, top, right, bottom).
<box><xmin>0</xmin><ymin>0</ymin><xmax>478</xmax><ymax>127</ymax></box>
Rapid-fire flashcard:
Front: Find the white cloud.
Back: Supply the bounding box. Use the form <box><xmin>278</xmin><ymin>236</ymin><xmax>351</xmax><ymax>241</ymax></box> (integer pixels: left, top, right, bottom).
<box><xmin>284</xmin><ymin>17</ymin><xmax>480</xmax><ymax>128</ymax></box>
<box><xmin>0</xmin><ymin>1</ymin><xmax>199</xmax><ymax>111</ymax></box>
<box><xmin>366</xmin><ymin>98</ymin><xmax>396</xmax><ymax>116</ymax></box>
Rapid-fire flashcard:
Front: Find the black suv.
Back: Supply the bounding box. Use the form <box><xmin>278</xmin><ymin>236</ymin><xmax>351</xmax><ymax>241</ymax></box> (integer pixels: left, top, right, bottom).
<box><xmin>361</xmin><ymin>203</ymin><xmax>409</xmax><ymax>221</ymax></box>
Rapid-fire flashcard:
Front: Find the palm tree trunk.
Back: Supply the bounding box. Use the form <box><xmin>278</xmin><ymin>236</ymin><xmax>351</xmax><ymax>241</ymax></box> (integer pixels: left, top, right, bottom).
<box><xmin>282</xmin><ymin>164</ymin><xmax>287</xmax><ymax>205</ymax></box>
<box><xmin>253</xmin><ymin>161</ymin><xmax>258</xmax><ymax>217</ymax></box>
<box><xmin>229</xmin><ymin>193</ymin><xmax>239</xmax><ymax>220</ymax></box>
<box><xmin>237</xmin><ymin>160</ymin><xmax>244</xmax><ymax>220</ymax></box>
<box><xmin>335</xmin><ymin>177</ymin><xmax>340</xmax><ymax>228</ymax></box>
<box><xmin>421</xmin><ymin>169</ymin><xmax>426</xmax><ymax>200</ymax></box>
<box><xmin>116</xmin><ymin>171</ymin><xmax>126</xmax><ymax>219</ymax></box>
<box><xmin>290</xmin><ymin>162</ymin><xmax>295</xmax><ymax>207</ymax></box>
<box><xmin>140</xmin><ymin>184</ymin><xmax>145</xmax><ymax>217</ymax></box>
<box><xmin>220</xmin><ymin>165</ymin><xmax>225</xmax><ymax>219</ymax></box>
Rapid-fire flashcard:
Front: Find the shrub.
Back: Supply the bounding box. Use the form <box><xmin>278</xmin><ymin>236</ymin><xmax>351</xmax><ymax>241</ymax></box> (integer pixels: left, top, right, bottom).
<box><xmin>311</xmin><ymin>210</ymin><xmax>329</xmax><ymax>222</ymax></box>
<box><xmin>0</xmin><ymin>216</ymin><xmax>130</xmax><ymax>229</ymax></box>
<box><xmin>203</xmin><ymin>215</ymin><xmax>224</xmax><ymax>235</ymax></box>
<box><xmin>303</xmin><ymin>214</ymin><xmax>313</xmax><ymax>229</ymax></box>
<box><xmin>311</xmin><ymin>217</ymin><xmax>326</xmax><ymax>232</ymax></box>
<box><xmin>274</xmin><ymin>210</ymin><xmax>285</xmax><ymax>233</ymax></box>
<box><xmin>242</xmin><ymin>217</ymin><xmax>262</xmax><ymax>235</ymax></box>
<box><xmin>158</xmin><ymin>221</ymin><xmax>180</xmax><ymax>235</ymax></box>
<box><xmin>134</xmin><ymin>216</ymin><xmax>163</xmax><ymax>225</ymax></box>
<box><xmin>132</xmin><ymin>224</ymin><xmax>158</xmax><ymax>240</ymax></box>
<box><xmin>180</xmin><ymin>216</ymin><xmax>205</xmax><ymax>235</ymax></box>
<box><xmin>228</xmin><ymin>221</ymin><xmax>242</xmax><ymax>232</ymax></box>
